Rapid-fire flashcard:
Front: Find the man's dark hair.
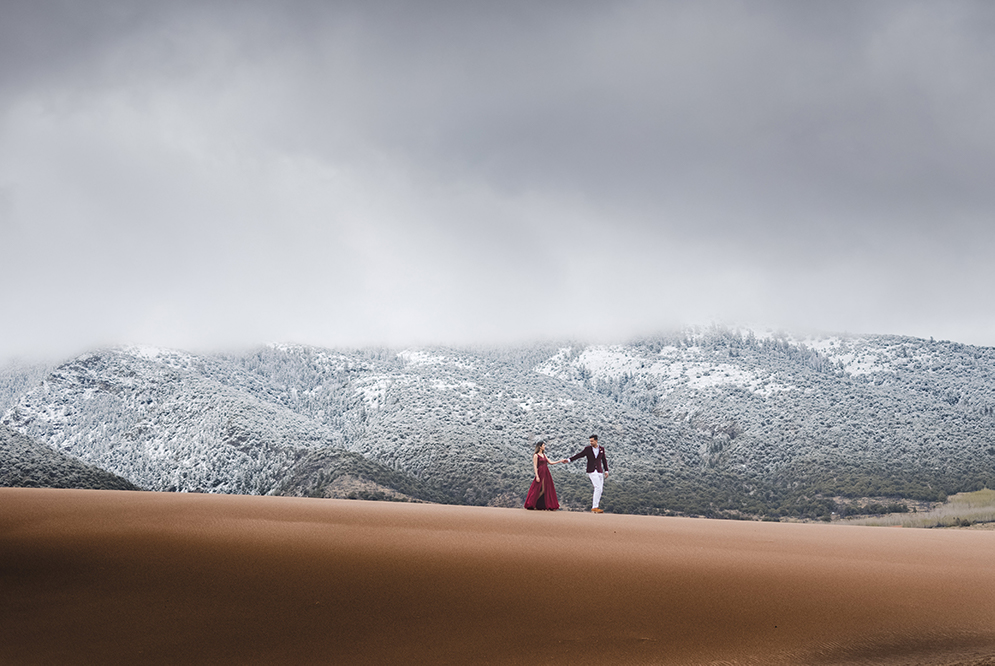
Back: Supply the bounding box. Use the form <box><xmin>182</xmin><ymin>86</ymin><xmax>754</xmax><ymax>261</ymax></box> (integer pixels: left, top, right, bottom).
<box><xmin>590</xmin><ymin>434</ymin><xmax>598</xmax><ymax>441</ymax></box>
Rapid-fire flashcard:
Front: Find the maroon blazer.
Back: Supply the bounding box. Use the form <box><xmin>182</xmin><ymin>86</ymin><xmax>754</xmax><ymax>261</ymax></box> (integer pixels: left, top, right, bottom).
<box><xmin>570</xmin><ymin>445</ymin><xmax>608</xmax><ymax>474</ymax></box>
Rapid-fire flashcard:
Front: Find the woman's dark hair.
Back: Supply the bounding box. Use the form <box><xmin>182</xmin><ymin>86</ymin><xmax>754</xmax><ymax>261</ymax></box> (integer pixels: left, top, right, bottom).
<box><xmin>534</xmin><ymin>441</ymin><xmax>546</xmax><ymax>454</ymax></box>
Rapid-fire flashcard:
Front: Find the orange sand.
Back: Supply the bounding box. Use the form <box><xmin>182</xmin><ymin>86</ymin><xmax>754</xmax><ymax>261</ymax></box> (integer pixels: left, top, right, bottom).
<box><xmin>2</xmin><ymin>488</ymin><xmax>995</xmax><ymax>665</ymax></box>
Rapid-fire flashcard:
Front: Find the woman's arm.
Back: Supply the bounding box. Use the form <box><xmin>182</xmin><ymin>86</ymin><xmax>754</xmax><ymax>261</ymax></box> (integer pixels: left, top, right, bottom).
<box><xmin>533</xmin><ymin>453</ymin><xmax>540</xmax><ymax>481</ymax></box>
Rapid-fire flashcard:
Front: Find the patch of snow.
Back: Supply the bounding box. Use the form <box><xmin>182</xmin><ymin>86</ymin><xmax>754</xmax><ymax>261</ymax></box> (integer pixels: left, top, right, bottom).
<box><xmin>356</xmin><ymin>374</ymin><xmax>416</xmax><ymax>410</ymax></box>
<box><xmin>574</xmin><ymin>346</ymin><xmax>645</xmax><ymax>378</ymax></box>
<box><xmin>121</xmin><ymin>345</ymin><xmax>195</xmax><ymax>369</ymax></box>
<box><xmin>801</xmin><ymin>336</ymin><xmax>895</xmax><ymax>375</ymax></box>
<box><xmin>397</xmin><ymin>350</ymin><xmax>475</xmax><ymax>370</ymax></box>
<box><xmin>656</xmin><ymin>345</ymin><xmax>682</xmax><ymax>358</ymax></box>
<box><xmin>430</xmin><ymin>379</ymin><xmax>479</xmax><ymax>395</ymax></box>
<box><xmin>534</xmin><ymin>347</ymin><xmax>576</xmax><ymax>377</ymax></box>
<box><xmin>538</xmin><ymin>344</ymin><xmax>795</xmax><ymax>397</ymax></box>
<box><xmin>267</xmin><ymin>343</ymin><xmax>355</xmax><ymax>371</ymax></box>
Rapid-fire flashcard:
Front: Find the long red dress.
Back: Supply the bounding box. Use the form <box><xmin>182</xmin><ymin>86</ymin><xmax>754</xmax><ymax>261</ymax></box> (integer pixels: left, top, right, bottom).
<box><xmin>524</xmin><ymin>455</ymin><xmax>559</xmax><ymax>510</ymax></box>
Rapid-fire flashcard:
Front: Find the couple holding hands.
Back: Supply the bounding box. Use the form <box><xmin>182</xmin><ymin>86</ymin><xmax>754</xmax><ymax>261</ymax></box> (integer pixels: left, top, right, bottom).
<box><xmin>524</xmin><ymin>435</ymin><xmax>609</xmax><ymax>513</ymax></box>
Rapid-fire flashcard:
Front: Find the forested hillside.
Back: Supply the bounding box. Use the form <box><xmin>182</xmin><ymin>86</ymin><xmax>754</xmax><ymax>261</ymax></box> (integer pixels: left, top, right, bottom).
<box><xmin>0</xmin><ymin>425</ymin><xmax>139</xmax><ymax>491</ymax></box>
<box><xmin>0</xmin><ymin>361</ymin><xmax>49</xmax><ymax>415</ymax></box>
<box><xmin>2</xmin><ymin>330</ymin><xmax>993</xmax><ymax>518</ymax></box>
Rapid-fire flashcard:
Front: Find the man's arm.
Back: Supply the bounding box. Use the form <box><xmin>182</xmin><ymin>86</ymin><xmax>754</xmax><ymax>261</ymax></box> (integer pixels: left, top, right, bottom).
<box><xmin>602</xmin><ymin>447</ymin><xmax>608</xmax><ymax>473</ymax></box>
<box><xmin>569</xmin><ymin>447</ymin><xmax>589</xmax><ymax>463</ymax></box>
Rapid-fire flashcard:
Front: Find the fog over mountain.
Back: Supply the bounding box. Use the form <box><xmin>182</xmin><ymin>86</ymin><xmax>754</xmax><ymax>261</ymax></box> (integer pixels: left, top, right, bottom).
<box><xmin>3</xmin><ymin>2</ymin><xmax>995</xmax><ymax>362</ymax></box>
<box><xmin>3</xmin><ymin>330</ymin><xmax>993</xmax><ymax>518</ymax></box>
<box><xmin>3</xmin><ymin>4</ymin><xmax>993</xmax><ymax>510</ymax></box>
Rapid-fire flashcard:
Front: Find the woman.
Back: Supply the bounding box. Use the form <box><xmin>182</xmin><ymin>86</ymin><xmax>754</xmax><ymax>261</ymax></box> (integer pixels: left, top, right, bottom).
<box><xmin>524</xmin><ymin>441</ymin><xmax>567</xmax><ymax>510</ymax></box>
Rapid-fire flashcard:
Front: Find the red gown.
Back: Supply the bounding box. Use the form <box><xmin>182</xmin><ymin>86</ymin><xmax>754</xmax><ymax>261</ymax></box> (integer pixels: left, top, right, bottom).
<box><xmin>524</xmin><ymin>455</ymin><xmax>559</xmax><ymax>510</ymax></box>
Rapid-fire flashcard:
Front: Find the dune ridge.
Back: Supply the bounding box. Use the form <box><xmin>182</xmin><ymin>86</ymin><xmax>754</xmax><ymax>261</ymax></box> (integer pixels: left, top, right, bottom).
<box><xmin>2</xmin><ymin>488</ymin><xmax>995</xmax><ymax>665</ymax></box>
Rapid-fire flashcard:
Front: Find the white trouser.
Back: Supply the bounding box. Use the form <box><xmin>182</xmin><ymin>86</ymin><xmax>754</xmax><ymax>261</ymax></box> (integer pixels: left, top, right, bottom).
<box><xmin>588</xmin><ymin>471</ymin><xmax>604</xmax><ymax>508</ymax></box>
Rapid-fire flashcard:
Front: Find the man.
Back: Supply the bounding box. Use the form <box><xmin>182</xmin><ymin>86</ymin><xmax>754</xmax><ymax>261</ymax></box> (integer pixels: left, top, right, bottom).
<box><xmin>568</xmin><ymin>434</ymin><xmax>609</xmax><ymax>513</ymax></box>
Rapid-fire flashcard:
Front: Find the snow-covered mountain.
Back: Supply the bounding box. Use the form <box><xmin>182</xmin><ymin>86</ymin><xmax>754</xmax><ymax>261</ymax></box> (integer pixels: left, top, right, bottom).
<box><xmin>3</xmin><ymin>329</ymin><xmax>994</xmax><ymax>518</ymax></box>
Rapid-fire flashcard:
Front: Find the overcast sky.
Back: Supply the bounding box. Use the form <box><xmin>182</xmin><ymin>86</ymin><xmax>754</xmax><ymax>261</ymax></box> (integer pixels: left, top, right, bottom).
<box><xmin>2</xmin><ymin>1</ymin><xmax>994</xmax><ymax>362</ymax></box>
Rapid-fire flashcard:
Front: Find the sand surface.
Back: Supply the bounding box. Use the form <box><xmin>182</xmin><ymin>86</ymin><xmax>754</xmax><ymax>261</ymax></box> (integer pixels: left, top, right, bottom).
<box><xmin>2</xmin><ymin>488</ymin><xmax>995</xmax><ymax>665</ymax></box>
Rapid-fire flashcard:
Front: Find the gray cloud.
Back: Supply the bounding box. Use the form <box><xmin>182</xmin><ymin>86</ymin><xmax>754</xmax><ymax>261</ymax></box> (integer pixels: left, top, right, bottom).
<box><xmin>2</xmin><ymin>1</ymin><xmax>995</xmax><ymax>362</ymax></box>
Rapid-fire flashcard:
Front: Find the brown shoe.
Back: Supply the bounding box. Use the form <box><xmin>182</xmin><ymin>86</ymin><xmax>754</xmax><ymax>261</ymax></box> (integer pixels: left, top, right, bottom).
<box><xmin>591</xmin><ymin>508</ymin><xmax>604</xmax><ymax>513</ymax></box>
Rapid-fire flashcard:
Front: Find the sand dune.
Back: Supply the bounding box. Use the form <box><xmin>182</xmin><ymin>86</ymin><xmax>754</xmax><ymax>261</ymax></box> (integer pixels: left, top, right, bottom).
<box><xmin>2</xmin><ymin>488</ymin><xmax>995</xmax><ymax>665</ymax></box>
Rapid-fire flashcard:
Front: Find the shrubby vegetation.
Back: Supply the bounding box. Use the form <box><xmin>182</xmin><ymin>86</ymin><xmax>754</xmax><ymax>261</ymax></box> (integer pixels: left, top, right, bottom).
<box><xmin>275</xmin><ymin>448</ymin><xmax>453</xmax><ymax>503</ymax></box>
<box><xmin>1</xmin><ymin>329</ymin><xmax>993</xmax><ymax>519</ymax></box>
<box><xmin>839</xmin><ymin>488</ymin><xmax>995</xmax><ymax>527</ymax></box>
<box><xmin>0</xmin><ymin>424</ymin><xmax>138</xmax><ymax>491</ymax></box>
